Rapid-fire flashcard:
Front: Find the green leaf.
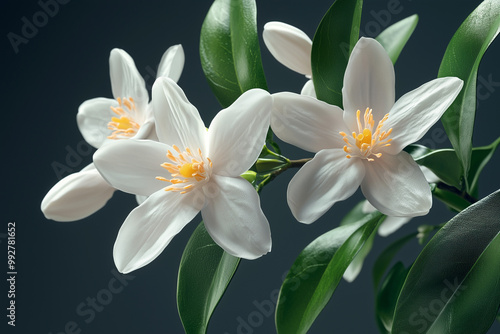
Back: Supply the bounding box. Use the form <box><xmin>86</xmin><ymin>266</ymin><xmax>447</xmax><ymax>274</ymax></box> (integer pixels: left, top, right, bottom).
<box><xmin>376</xmin><ymin>14</ymin><xmax>419</xmax><ymax>64</ymax></box>
<box><xmin>391</xmin><ymin>189</ymin><xmax>500</xmax><ymax>334</ymax></box>
<box><xmin>177</xmin><ymin>222</ymin><xmax>240</xmax><ymax>334</ymax></box>
<box><xmin>311</xmin><ymin>0</ymin><xmax>363</xmax><ymax>107</ymax></box>
<box><xmin>468</xmin><ymin>136</ymin><xmax>500</xmax><ymax>197</ymax></box>
<box><xmin>437</xmin><ymin>0</ymin><xmax>500</xmax><ymax>191</ymax></box>
<box><xmin>372</xmin><ymin>232</ymin><xmax>417</xmax><ymax>291</ymax></box>
<box><xmin>375</xmin><ymin>262</ymin><xmax>410</xmax><ymax>333</ymax></box>
<box><xmin>275</xmin><ymin>211</ymin><xmax>383</xmax><ymax>334</ymax></box>
<box><xmin>405</xmin><ymin>137</ymin><xmax>500</xmax><ymax>196</ymax></box>
<box><xmin>200</xmin><ymin>0</ymin><xmax>267</xmax><ymax>108</ymax></box>
<box><xmin>340</xmin><ymin>201</ymin><xmax>377</xmax><ymax>282</ymax></box>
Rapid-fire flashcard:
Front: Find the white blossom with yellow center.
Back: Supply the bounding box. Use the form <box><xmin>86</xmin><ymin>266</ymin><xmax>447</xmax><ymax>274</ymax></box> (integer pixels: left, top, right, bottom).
<box><xmin>94</xmin><ymin>77</ymin><xmax>273</xmax><ymax>274</ymax></box>
<box><xmin>270</xmin><ymin>37</ymin><xmax>463</xmax><ymax>224</ymax></box>
<box><xmin>41</xmin><ymin>46</ymin><xmax>185</xmax><ymax>222</ymax></box>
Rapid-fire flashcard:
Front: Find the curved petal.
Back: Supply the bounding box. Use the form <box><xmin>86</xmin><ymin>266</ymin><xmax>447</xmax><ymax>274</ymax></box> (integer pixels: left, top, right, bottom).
<box><xmin>263</xmin><ymin>21</ymin><xmax>312</xmax><ymax>76</ymax></box>
<box><xmin>157</xmin><ymin>44</ymin><xmax>185</xmax><ymax>82</ymax></box>
<box><xmin>208</xmin><ymin>89</ymin><xmax>272</xmax><ymax>177</ymax></box>
<box><xmin>201</xmin><ymin>175</ymin><xmax>271</xmax><ymax>259</ymax></box>
<box><xmin>382</xmin><ymin>77</ymin><xmax>464</xmax><ymax>154</ymax></box>
<box><xmin>41</xmin><ymin>164</ymin><xmax>115</xmax><ymax>222</ymax></box>
<box><xmin>342</xmin><ymin>37</ymin><xmax>395</xmax><ymax>131</ymax></box>
<box><xmin>93</xmin><ymin>139</ymin><xmax>169</xmax><ymax>196</ymax></box>
<box><xmin>109</xmin><ymin>48</ymin><xmax>149</xmax><ymax>111</ymax></box>
<box><xmin>362</xmin><ymin>200</ymin><xmax>412</xmax><ymax>236</ymax></box>
<box><xmin>152</xmin><ymin>77</ymin><xmax>207</xmax><ymax>151</ymax></box>
<box><xmin>300</xmin><ymin>79</ymin><xmax>316</xmax><ymax>97</ymax></box>
<box><xmin>361</xmin><ymin>151</ymin><xmax>431</xmax><ymax>217</ymax></box>
<box><xmin>287</xmin><ymin>149</ymin><xmax>365</xmax><ymax>224</ymax></box>
<box><xmin>77</xmin><ymin>97</ymin><xmax>117</xmax><ymax>148</ymax></box>
<box><xmin>113</xmin><ymin>189</ymin><xmax>204</xmax><ymax>273</ymax></box>
<box><xmin>271</xmin><ymin>92</ymin><xmax>346</xmax><ymax>153</ymax></box>
<box><xmin>378</xmin><ymin>216</ymin><xmax>412</xmax><ymax>237</ymax></box>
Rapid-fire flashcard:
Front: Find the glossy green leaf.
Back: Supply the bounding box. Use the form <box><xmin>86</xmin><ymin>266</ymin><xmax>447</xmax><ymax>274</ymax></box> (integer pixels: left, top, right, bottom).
<box><xmin>391</xmin><ymin>189</ymin><xmax>500</xmax><ymax>334</ymax></box>
<box><xmin>177</xmin><ymin>222</ymin><xmax>240</xmax><ymax>334</ymax></box>
<box><xmin>200</xmin><ymin>0</ymin><xmax>267</xmax><ymax>108</ymax></box>
<box><xmin>376</xmin><ymin>14</ymin><xmax>419</xmax><ymax>64</ymax></box>
<box><xmin>413</xmin><ymin>149</ymin><xmax>463</xmax><ymax>189</ymax></box>
<box><xmin>275</xmin><ymin>211</ymin><xmax>383</xmax><ymax>334</ymax></box>
<box><xmin>376</xmin><ymin>262</ymin><xmax>410</xmax><ymax>333</ymax></box>
<box><xmin>406</xmin><ymin>137</ymin><xmax>500</xmax><ymax>197</ymax></box>
<box><xmin>437</xmin><ymin>0</ymin><xmax>500</xmax><ymax>191</ymax></box>
<box><xmin>311</xmin><ymin>0</ymin><xmax>363</xmax><ymax>107</ymax></box>
<box><xmin>340</xmin><ymin>201</ymin><xmax>378</xmax><ymax>282</ymax></box>
<box><xmin>468</xmin><ymin>136</ymin><xmax>500</xmax><ymax>197</ymax></box>
<box><xmin>372</xmin><ymin>232</ymin><xmax>417</xmax><ymax>291</ymax></box>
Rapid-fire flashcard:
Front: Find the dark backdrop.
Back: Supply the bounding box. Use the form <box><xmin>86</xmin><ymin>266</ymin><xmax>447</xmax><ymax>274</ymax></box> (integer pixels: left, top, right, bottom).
<box><xmin>2</xmin><ymin>0</ymin><xmax>500</xmax><ymax>333</ymax></box>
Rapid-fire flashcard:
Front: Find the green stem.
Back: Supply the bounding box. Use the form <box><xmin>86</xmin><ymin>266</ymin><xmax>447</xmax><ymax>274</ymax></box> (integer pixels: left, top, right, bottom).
<box><xmin>256</xmin><ymin>158</ymin><xmax>312</xmax><ymax>193</ymax></box>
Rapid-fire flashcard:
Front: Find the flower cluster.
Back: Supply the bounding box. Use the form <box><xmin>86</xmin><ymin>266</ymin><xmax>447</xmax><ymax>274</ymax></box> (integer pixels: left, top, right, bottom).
<box><xmin>42</xmin><ymin>31</ymin><xmax>462</xmax><ymax>274</ymax></box>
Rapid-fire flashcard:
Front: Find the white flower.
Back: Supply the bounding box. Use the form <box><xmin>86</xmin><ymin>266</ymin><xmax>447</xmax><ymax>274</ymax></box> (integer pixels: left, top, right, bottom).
<box><xmin>93</xmin><ymin>77</ymin><xmax>273</xmax><ymax>273</ymax></box>
<box><xmin>271</xmin><ymin>37</ymin><xmax>463</xmax><ymax>224</ymax></box>
<box><xmin>263</xmin><ymin>21</ymin><xmax>315</xmax><ymax>96</ymax></box>
<box><xmin>41</xmin><ymin>46</ymin><xmax>185</xmax><ymax>222</ymax></box>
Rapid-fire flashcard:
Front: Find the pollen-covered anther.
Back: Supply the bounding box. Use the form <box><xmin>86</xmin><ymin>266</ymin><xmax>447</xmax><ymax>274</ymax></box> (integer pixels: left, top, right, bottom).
<box><xmin>107</xmin><ymin>97</ymin><xmax>141</xmax><ymax>139</ymax></box>
<box><xmin>156</xmin><ymin>145</ymin><xmax>212</xmax><ymax>194</ymax></box>
<box><xmin>339</xmin><ymin>108</ymin><xmax>393</xmax><ymax>161</ymax></box>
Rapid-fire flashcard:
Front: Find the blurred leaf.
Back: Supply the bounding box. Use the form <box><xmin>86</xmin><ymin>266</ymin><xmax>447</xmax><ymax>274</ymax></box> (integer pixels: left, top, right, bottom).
<box><xmin>311</xmin><ymin>0</ymin><xmax>363</xmax><ymax>108</ymax></box>
<box><xmin>275</xmin><ymin>211</ymin><xmax>383</xmax><ymax>334</ymax></box>
<box><xmin>372</xmin><ymin>232</ymin><xmax>417</xmax><ymax>291</ymax></box>
<box><xmin>376</xmin><ymin>14</ymin><xmax>419</xmax><ymax>64</ymax></box>
<box><xmin>375</xmin><ymin>262</ymin><xmax>410</xmax><ymax>333</ymax></box>
<box><xmin>177</xmin><ymin>222</ymin><xmax>240</xmax><ymax>334</ymax></box>
<box><xmin>437</xmin><ymin>0</ymin><xmax>500</xmax><ymax>191</ymax></box>
<box><xmin>200</xmin><ymin>0</ymin><xmax>267</xmax><ymax>108</ymax></box>
<box><xmin>431</xmin><ymin>183</ymin><xmax>472</xmax><ymax>212</ymax></box>
<box><xmin>391</xmin><ymin>189</ymin><xmax>500</xmax><ymax>334</ymax></box>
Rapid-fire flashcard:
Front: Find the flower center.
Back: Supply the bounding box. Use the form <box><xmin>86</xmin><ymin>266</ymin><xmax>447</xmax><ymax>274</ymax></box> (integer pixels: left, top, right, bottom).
<box><xmin>107</xmin><ymin>97</ymin><xmax>140</xmax><ymax>139</ymax></box>
<box><xmin>339</xmin><ymin>108</ymin><xmax>393</xmax><ymax>161</ymax></box>
<box><xmin>156</xmin><ymin>145</ymin><xmax>212</xmax><ymax>194</ymax></box>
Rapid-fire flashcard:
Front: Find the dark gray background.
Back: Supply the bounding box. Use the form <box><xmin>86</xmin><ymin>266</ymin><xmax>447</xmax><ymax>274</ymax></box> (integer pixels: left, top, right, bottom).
<box><xmin>2</xmin><ymin>0</ymin><xmax>500</xmax><ymax>333</ymax></box>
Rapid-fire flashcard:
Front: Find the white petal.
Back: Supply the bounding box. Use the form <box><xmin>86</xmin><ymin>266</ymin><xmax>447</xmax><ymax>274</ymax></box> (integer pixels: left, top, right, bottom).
<box><xmin>113</xmin><ymin>189</ymin><xmax>204</xmax><ymax>273</ymax></box>
<box><xmin>378</xmin><ymin>216</ymin><xmax>412</xmax><ymax>237</ymax></box>
<box><xmin>287</xmin><ymin>149</ymin><xmax>365</xmax><ymax>224</ymax></box>
<box><xmin>77</xmin><ymin>97</ymin><xmax>117</xmax><ymax>148</ymax></box>
<box><xmin>156</xmin><ymin>44</ymin><xmax>185</xmax><ymax>82</ymax></box>
<box><xmin>41</xmin><ymin>164</ymin><xmax>115</xmax><ymax>222</ymax></box>
<box><xmin>93</xmin><ymin>139</ymin><xmax>169</xmax><ymax>196</ymax></box>
<box><xmin>208</xmin><ymin>89</ymin><xmax>272</xmax><ymax>177</ymax></box>
<box><xmin>361</xmin><ymin>200</ymin><xmax>377</xmax><ymax>213</ymax></box>
<box><xmin>271</xmin><ymin>92</ymin><xmax>346</xmax><ymax>153</ymax></box>
<box><xmin>342</xmin><ymin>37</ymin><xmax>395</xmax><ymax>131</ymax></box>
<box><xmin>300</xmin><ymin>79</ymin><xmax>316</xmax><ymax>97</ymax></box>
<box><xmin>152</xmin><ymin>77</ymin><xmax>207</xmax><ymax>151</ymax></box>
<box><xmin>361</xmin><ymin>151</ymin><xmax>431</xmax><ymax>217</ymax></box>
<box><xmin>201</xmin><ymin>175</ymin><xmax>271</xmax><ymax>259</ymax></box>
<box><xmin>382</xmin><ymin>77</ymin><xmax>464</xmax><ymax>154</ymax></box>
<box><xmin>263</xmin><ymin>21</ymin><xmax>312</xmax><ymax>76</ymax></box>
<box><xmin>136</xmin><ymin>194</ymin><xmax>148</xmax><ymax>205</ymax></box>
<box><xmin>109</xmin><ymin>48</ymin><xmax>149</xmax><ymax>111</ymax></box>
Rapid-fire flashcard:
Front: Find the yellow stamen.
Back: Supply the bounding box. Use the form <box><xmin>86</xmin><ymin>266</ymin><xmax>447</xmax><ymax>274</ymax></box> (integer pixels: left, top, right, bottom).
<box><xmin>157</xmin><ymin>146</ymin><xmax>211</xmax><ymax>194</ymax></box>
<box><xmin>339</xmin><ymin>107</ymin><xmax>392</xmax><ymax>161</ymax></box>
<box><xmin>108</xmin><ymin>97</ymin><xmax>140</xmax><ymax>139</ymax></box>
